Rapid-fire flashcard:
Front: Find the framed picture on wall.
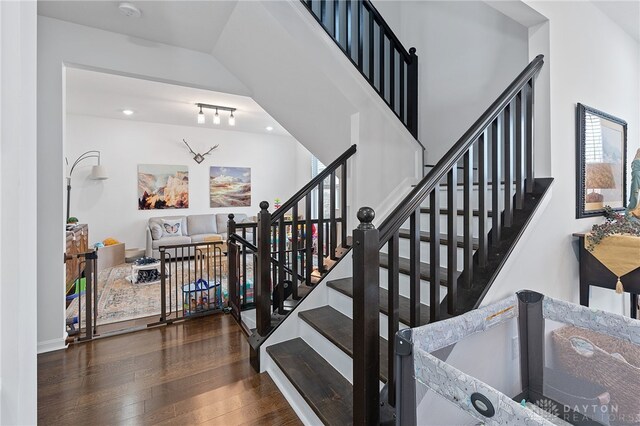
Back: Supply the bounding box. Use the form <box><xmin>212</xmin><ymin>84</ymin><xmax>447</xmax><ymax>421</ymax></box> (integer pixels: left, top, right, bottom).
<box><xmin>210</xmin><ymin>166</ymin><xmax>251</xmax><ymax>208</ymax></box>
<box><xmin>576</xmin><ymin>103</ymin><xmax>627</xmax><ymax>218</ymax></box>
<box><xmin>138</xmin><ymin>164</ymin><xmax>189</xmax><ymax>209</ymax></box>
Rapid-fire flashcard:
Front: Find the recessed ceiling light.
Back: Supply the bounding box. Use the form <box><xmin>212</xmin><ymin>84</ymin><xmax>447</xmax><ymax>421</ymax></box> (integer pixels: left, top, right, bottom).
<box><xmin>118</xmin><ymin>2</ymin><xmax>142</xmax><ymax>18</ymax></box>
<box><xmin>266</xmin><ymin>126</ymin><xmax>274</xmax><ymax>132</ymax></box>
<box><xmin>122</xmin><ymin>109</ymin><xmax>134</xmax><ymax>116</ymax></box>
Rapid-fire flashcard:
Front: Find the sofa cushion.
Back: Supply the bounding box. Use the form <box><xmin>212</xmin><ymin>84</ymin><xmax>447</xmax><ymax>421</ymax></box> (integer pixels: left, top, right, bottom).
<box><xmin>161</xmin><ymin>219</ymin><xmax>183</xmax><ymax>237</ymax></box>
<box><xmin>150</xmin><ymin>223</ymin><xmax>163</xmax><ymax>240</ymax></box>
<box><xmin>187</xmin><ymin>214</ymin><xmax>217</xmax><ymax>236</ymax></box>
<box><xmin>216</xmin><ymin>213</ymin><xmax>248</xmax><ymax>236</ymax></box>
<box><xmin>152</xmin><ymin>235</ymin><xmax>191</xmax><ymax>249</ymax></box>
<box><xmin>190</xmin><ymin>233</ymin><xmax>223</xmax><ymax>243</ymax></box>
<box><xmin>149</xmin><ymin>216</ymin><xmax>188</xmax><ymax>239</ymax></box>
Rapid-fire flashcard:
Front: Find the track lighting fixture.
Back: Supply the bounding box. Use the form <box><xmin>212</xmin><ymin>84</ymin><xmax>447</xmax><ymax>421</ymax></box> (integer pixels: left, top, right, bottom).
<box><xmin>195</xmin><ymin>103</ymin><xmax>236</xmax><ymax>126</ymax></box>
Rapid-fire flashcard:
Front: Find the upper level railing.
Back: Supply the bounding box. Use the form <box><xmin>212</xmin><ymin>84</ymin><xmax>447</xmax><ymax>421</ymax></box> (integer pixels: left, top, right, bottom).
<box><xmin>227</xmin><ymin>144</ymin><xmax>357</xmax><ymax>345</ymax></box>
<box><xmin>351</xmin><ymin>55</ymin><xmax>544</xmax><ymax>423</ymax></box>
<box><xmin>301</xmin><ymin>0</ymin><xmax>419</xmax><ymax>140</ymax></box>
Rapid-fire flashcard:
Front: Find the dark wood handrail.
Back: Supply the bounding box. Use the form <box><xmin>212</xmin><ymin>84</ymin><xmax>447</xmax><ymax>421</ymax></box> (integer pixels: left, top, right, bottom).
<box><xmin>378</xmin><ymin>55</ymin><xmax>544</xmax><ymax>244</ymax></box>
<box><xmin>361</xmin><ymin>0</ymin><xmax>410</xmax><ymax>60</ymax></box>
<box><xmin>271</xmin><ymin>144</ymin><xmax>357</xmax><ymax>223</ymax></box>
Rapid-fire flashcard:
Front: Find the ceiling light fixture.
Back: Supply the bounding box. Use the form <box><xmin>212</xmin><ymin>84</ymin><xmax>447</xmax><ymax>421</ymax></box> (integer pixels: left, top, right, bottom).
<box><xmin>196</xmin><ymin>103</ymin><xmax>236</xmax><ymax>126</ymax></box>
<box><xmin>266</xmin><ymin>126</ymin><xmax>274</xmax><ymax>132</ymax></box>
<box><xmin>122</xmin><ymin>109</ymin><xmax>134</xmax><ymax>116</ymax></box>
<box><xmin>197</xmin><ymin>105</ymin><xmax>205</xmax><ymax>124</ymax></box>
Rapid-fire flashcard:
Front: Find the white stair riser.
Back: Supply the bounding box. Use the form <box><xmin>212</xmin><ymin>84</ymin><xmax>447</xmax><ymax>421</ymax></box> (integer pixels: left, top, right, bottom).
<box><xmin>429</xmin><ymin>185</ymin><xmax>514</xmax><ymax>208</ymax></box>
<box><xmin>327</xmin><ymin>287</ymin><xmax>412</xmax><ymax>341</ymax></box>
<box><xmin>380</xmin><ymin>239</ymin><xmax>467</xmax><ymax>270</ymax></box>
<box><xmin>403</xmin><ymin>214</ymin><xmax>491</xmax><ymax>236</ymax></box>
<box><xmin>379</xmin><ymin>271</ymin><xmax>449</xmax><ymax>306</ymax></box>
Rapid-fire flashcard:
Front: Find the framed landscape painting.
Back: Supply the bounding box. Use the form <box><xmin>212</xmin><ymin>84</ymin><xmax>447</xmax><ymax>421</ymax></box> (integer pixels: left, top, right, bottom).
<box><xmin>576</xmin><ymin>103</ymin><xmax>627</xmax><ymax>218</ymax></box>
<box><xmin>138</xmin><ymin>164</ymin><xmax>189</xmax><ymax>210</ymax></box>
<box><xmin>210</xmin><ymin>166</ymin><xmax>251</xmax><ymax>208</ymax></box>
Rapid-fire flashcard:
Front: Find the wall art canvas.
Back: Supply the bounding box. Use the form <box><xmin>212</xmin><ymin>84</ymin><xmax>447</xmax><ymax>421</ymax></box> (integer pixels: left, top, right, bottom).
<box><xmin>210</xmin><ymin>166</ymin><xmax>251</xmax><ymax>208</ymax></box>
<box><xmin>138</xmin><ymin>164</ymin><xmax>189</xmax><ymax>210</ymax></box>
<box><xmin>576</xmin><ymin>104</ymin><xmax>627</xmax><ymax>218</ymax></box>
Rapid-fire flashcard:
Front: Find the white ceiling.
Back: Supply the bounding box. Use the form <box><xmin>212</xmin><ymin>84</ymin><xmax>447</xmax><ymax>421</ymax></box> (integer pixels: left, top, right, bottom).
<box><xmin>66</xmin><ymin>67</ymin><xmax>290</xmax><ymax>136</ymax></box>
<box><xmin>38</xmin><ymin>0</ymin><xmax>239</xmax><ymax>53</ymax></box>
<box><xmin>591</xmin><ymin>1</ymin><xmax>640</xmax><ymax>42</ymax></box>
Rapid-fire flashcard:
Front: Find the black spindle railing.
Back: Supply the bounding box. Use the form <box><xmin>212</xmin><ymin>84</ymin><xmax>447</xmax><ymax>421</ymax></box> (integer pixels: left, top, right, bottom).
<box><xmin>227</xmin><ymin>145</ymin><xmax>357</xmax><ymax>341</ymax></box>
<box><xmin>351</xmin><ymin>55</ymin><xmax>544</xmax><ymax>423</ymax></box>
<box><xmin>301</xmin><ymin>0</ymin><xmax>420</xmax><ymax>141</ymax></box>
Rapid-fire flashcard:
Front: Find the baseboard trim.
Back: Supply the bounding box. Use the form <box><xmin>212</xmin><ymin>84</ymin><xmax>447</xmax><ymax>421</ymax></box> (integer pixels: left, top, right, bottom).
<box><xmin>37</xmin><ymin>338</ymin><xmax>67</xmax><ymax>354</ymax></box>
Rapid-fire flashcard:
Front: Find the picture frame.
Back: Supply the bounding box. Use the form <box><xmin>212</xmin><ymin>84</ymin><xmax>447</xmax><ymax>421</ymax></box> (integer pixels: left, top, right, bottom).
<box><xmin>576</xmin><ymin>103</ymin><xmax>627</xmax><ymax>218</ymax></box>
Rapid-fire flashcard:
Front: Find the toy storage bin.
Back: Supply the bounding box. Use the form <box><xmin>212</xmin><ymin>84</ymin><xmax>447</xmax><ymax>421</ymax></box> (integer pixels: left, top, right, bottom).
<box><xmin>182</xmin><ymin>279</ymin><xmax>221</xmax><ymax>316</ymax></box>
<box><xmin>395</xmin><ymin>291</ymin><xmax>640</xmax><ymax>426</ymax></box>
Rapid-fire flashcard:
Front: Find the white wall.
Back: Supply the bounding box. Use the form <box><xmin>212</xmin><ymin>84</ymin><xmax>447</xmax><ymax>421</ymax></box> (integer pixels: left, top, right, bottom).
<box><xmin>0</xmin><ymin>1</ymin><xmax>38</xmax><ymax>424</ymax></box>
<box><xmin>66</xmin><ymin>114</ymin><xmax>311</xmax><ymax>249</ymax></box>
<box><xmin>37</xmin><ymin>15</ymin><xmax>249</xmax><ymax>352</ymax></box>
<box><xmin>374</xmin><ymin>1</ymin><xmax>530</xmax><ymax>164</ymax></box>
<box><xmin>483</xmin><ymin>2</ymin><xmax>640</xmax><ymax>315</ymax></box>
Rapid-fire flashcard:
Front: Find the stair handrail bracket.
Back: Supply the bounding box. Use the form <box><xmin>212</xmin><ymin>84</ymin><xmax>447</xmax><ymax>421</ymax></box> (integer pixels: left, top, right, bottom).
<box><xmin>351</xmin><ymin>55</ymin><xmax>545</xmax><ymax>423</ymax></box>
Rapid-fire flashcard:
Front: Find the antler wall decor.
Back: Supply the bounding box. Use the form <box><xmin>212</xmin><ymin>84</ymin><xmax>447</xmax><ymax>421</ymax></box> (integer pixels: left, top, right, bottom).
<box><xmin>182</xmin><ymin>139</ymin><xmax>219</xmax><ymax>164</ymax></box>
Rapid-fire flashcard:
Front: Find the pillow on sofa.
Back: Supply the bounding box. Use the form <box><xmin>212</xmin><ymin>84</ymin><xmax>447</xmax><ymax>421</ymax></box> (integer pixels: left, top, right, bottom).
<box><xmin>150</xmin><ymin>223</ymin><xmax>163</xmax><ymax>240</ymax></box>
<box><xmin>162</xmin><ymin>219</ymin><xmax>183</xmax><ymax>237</ymax></box>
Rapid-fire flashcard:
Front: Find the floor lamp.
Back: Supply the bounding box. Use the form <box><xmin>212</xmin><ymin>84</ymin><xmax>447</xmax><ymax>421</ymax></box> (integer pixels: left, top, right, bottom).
<box><xmin>66</xmin><ymin>151</ymin><xmax>108</xmax><ymax>222</ymax></box>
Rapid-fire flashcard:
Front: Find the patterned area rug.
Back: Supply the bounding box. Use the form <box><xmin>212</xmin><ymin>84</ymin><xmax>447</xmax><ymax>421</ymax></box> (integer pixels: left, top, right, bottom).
<box><xmin>66</xmin><ymin>261</ymin><xmax>245</xmax><ymax>326</ymax></box>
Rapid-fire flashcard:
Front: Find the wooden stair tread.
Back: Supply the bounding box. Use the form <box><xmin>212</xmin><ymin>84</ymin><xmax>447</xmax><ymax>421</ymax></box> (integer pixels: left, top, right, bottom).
<box><xmin>299</xmin><ymin>306</ymin><xmax>389</xmax><ymax>382</ymax></box>
<box><xmin>397</xmin><ymin>229</ymin><xmax>479</xmax><ymax>249</ymax></box>
<box><xmin>266</xmin><ymin>337</ymin><xmax>353</xmax><ymax>425</ymax></box>
<box><xmin>419</xmin><ymin>207</ymin><xmax>493</xmax><ymax>217</ymax></box>
<box><xmin>327</xmin><ymin>277</ymin><xmax>430</xmax><ymax>326</ymax></box>
<box><xmin>379</xmin><ymin>253</ymin><xmax>457</xmax><ymax>285</ymax></box>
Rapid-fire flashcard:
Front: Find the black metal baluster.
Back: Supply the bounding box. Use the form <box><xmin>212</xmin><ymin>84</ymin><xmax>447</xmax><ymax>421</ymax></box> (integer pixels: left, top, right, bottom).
<box><xmin>330</xmin><ymin>171</ymin><xmax>337</xmax><ymax>260</ymax></box>
<box><xmin>409</xmin><ymin>207</ymin><xmax>420</xmax><ymax>327</ymax></box>
<box><xmin>504</xmin><ymin>101</ymin><xmax>514</xmax><ymax>227</ymax></box>
<box><xmin>525</xmin><ymin>79</ymin><xmax>535</xmax><ymax>193</ymax></box>
<box><xmin>491</xmin><ymin>117</ymin><xmax>502</xmax><ymax>246</ymax></box>
<box><xmin>387</xmin><ymin>232</ymin><xmax>399</xmax><ymax>406</ymax></box>
<box><xmin>292</xmin><ymin>204</ymin><xmax>299</xmax><ymax>299</ymax></box>
<box><xmin>379</xmin><ymin>29</ymin><xmax>385</xmax><ymax>100</ymax></box>
<box><xmin>429</xmin><ymin>189</ymin><xmax>440</xmax><ymax>321</ymax></box>
<box><xmin>341</xmin><ymin>162</ymin><xmax>348</xmax><ymax>247</ymax></box>
<box><xmin>305</xmin><ymin>193</ymin><xmax>313</xmax><ymax>284</ymax></box>
<box><xmin>345</xmin><ymin>0</ymin><xmax>352</xmax><ymax>57</ymax></box>
<box><xmin>333</xmin><ymin>0</ymin><xmax>339</xmax><ymax>40</ymax></box>
<box><xmin>407</xmin><ymin>48</ymin><xmax>418</xmax><ymax>139</ymax></box>
<box><xmin>515</xmin><ymin>90</ymin><xmax>525</xmax><ymax>209</ymax></box>
<box><xmin>399</xmin><ymin>59</ymin><xmax>405</xmax><ymax>123</ymax></box>
<box><xmin>368</xmin><ymin>9</ymin><xmax>374</xmax><ymax>83</ymax></box>
<box><xmin>278</xmin><ymin>217</ymin><xmax>286</xmax><ymax>314</ymax></box>
<box><xmin>463</xmin><ymin>147</ymin><xmax>473</xmax><ymax>287</ymax></box>
<box><xmin>357</xmin><ymin>0</ymin><xmax>363</xmax><ymax>69</ymax></box>
<box><xmin>446</xmin><ymin>167</ymin><xmax>457</xmax><ymax>315</ymax></box>
<box><xmin>389</xmin><ymin>47</ymin><xmax>395</xmax><ymax>111</ymax></box>
<box><xmin>320</xmin><ymin>0</ymin><xmax>326</xmax><ymax>26</ymax></box>
<box><xmin>317</xmin><ymin>182</ymin><xmax>325</xmax><ymax>273</ymax></box>
<box><xmin>478</xmin><ymin>129</ymin><xmax>488</xmax><ymax>267</ymax></box>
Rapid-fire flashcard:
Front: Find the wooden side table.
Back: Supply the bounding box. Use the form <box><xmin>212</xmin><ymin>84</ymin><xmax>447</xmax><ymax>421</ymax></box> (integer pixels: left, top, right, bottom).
<box><xmin>574</xmin><ymin>233</ymin><xmax>639</xmax><ymax>319</ymax></box>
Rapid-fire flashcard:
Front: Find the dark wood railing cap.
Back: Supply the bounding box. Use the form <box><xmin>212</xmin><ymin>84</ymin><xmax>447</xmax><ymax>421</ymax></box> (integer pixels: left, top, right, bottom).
<box><xmin>357</xmin><ymin>207</ymin><xmax>375</xmax><ymax>230</ymax></box>
<box><xmin>228</xmin><ymin>213</ymin><xmax>235</xmax><ymax>220</ymax></box>
<box><xmin>260</xmin><ymin>201</ymin><xmax>269</xmax><ymax>211</ymax></box>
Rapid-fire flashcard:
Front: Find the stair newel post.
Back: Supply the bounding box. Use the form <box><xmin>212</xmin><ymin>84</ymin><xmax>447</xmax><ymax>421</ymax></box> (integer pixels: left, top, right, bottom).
<box><xmin>352</xmin><ymin>207</ymin><xmax>380</xmax><ymax>425</ymax></box>
<box><xmin>407</xmin><ymin>47</ymin><xmax>419</xmax><ymax>139</ymax></box>
<box><xmin>256</xmin><ymin>201</ymin><xmax>272</xmax><ymax>336</ymax></box>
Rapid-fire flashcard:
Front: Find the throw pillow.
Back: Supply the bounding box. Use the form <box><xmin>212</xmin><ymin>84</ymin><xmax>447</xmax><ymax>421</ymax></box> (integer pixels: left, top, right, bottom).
<box><xmin>161</xmin><ymin>219</ymin><xmax>182</xmax><ymax>237</ymax></box>
<box><xmin>150</xmin><ymin>223</ymin><xmax>163</xmax><ymax>240</ymax></box>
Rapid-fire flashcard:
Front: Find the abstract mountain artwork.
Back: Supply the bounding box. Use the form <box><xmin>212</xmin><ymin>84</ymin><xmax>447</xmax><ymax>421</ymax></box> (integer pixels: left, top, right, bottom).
<box><xmin>210</xmin><ymin>166</ymin><xmax>251</xmax><ymax>208</ymax></box>
<box><xmin>138</xmin><ymin>164</ymin><xmax>189</xmax><ymax>210</ymax></box>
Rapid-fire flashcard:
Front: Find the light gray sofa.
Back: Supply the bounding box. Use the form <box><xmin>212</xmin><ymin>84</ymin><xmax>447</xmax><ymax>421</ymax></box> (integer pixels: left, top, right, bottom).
<box><xmin>146</xmin><ymin>213</ymin><xmax>252</xmax><ymax>258</ymax></box>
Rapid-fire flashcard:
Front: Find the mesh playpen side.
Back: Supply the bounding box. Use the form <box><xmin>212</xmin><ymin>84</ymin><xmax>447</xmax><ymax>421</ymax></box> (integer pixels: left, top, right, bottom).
<box><xmin>395</xmin><ymin>291</ymin><xmax>640</xmax><ymax>426</ymax></box>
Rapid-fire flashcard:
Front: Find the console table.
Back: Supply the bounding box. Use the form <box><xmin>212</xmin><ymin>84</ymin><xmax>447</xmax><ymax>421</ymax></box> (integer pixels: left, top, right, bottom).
<box><xmin>573</xmin><ymin>232</ymin><xmax>639</xmax><ymax>319</ymax></box>
<box><xmin>65</xmin><ymin>224</ymin><xmax>88</xmax><ymax>295</ymax></box>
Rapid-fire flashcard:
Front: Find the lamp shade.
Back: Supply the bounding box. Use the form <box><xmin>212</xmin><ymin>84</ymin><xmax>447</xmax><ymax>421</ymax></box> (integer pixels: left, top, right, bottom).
<box><xmin>586</xmin><ymin>162</ymin><xmax>615</xmax><ymax>189</ymax></box>
<box><xmin>90</xmin><ymin>165</ymin><xmax>109</xmax><ymax>180</ymax></box>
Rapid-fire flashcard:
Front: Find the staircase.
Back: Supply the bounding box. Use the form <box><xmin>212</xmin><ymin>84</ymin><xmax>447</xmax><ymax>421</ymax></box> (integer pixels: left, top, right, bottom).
<box><xmin>222</xmin><ymin>2</ymin><xmax>552</xmax><ymax>425</ymax></box>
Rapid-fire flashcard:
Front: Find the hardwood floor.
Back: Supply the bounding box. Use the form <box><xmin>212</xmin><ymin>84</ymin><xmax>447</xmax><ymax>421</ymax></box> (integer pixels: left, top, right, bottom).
<box><xmin>38</xmin><ymin>314</ymin><xmax>301</xmax><ymax>425</ymax></box>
